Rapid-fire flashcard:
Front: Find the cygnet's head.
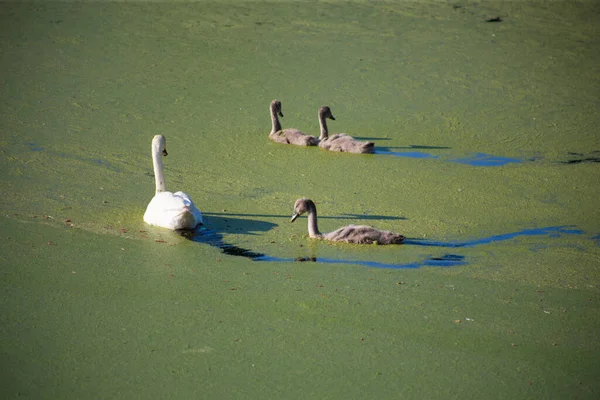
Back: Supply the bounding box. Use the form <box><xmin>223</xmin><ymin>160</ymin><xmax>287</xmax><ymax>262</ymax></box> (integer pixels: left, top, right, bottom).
<box><xmin>271</xmin><ymin>100</ymin><xmax>283</xmax><ymax>117</ymax></box>
<box><xmin>290</xmin><ymin>198</ymin><xmax>313</xmax><ymax>222</ymax></box>
<box><xmin>319</xmin><ymin>106</ymin><xmax>335</xmax><ymax>121</ymax></box>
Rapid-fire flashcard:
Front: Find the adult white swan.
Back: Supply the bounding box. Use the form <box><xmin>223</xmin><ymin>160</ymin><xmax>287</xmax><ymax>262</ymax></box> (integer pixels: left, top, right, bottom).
<box><xmin>143</xmin><ymin>135</ymin><xmax>203</xmax><ymax>230</ymax></box>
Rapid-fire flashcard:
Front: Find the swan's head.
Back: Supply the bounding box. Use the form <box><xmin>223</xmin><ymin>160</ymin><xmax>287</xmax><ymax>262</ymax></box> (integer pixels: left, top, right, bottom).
<box><xmin>152</xmin><ymin>135</ymin><xmax>168</xmax><ymax>156</ymax></box>
<box><xmin>319</xmin><ymin>106</ymin><xmax>335</xmax><ymax>121</ymax></box>
<box><xmin>291</xmin><ymin>198</ymin><xmax>314</xmax><ymax>222</ymax></box>
<box><xmin>271</xmin><ymin>99</ymin><xmax>283</xmax><ymax>117</ymax></box>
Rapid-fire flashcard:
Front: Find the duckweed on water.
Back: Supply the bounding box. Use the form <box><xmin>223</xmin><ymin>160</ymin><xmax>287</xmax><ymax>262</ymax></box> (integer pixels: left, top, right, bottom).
<box><xmin>1</xmin><ymin>1</ymin><xmax>599</xmax><ymax>398</ymax></box>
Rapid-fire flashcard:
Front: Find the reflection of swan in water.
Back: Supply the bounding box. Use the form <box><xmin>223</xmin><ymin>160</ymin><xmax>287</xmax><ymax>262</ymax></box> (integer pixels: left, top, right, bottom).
<box><xmin>268</xmin><ymin>100</ymin><xmax>319</xmax><ymax>146</ymax></box>
<box><xmin>178</xmin><ymin>228</ymin><xmax>265</xmax><ymax>259</ymax></box>
<box><xmin>290</xmin><ymin>198</ymin><xmax>404</xmax><ymax>244</ymax></box>
<box><xmin>317</xmin><ymin>106</ymin><xmax>375</xmax><ymax>154</ymax></box>
<box><xmin>143</xmin><ymin>135</ymin><xmax>203</xmax><ymax>230</ymax></box>
<box><xmin>177</xmin><ymin>214</ymin><xmax>277</xmax><ymax>260</ymax></box>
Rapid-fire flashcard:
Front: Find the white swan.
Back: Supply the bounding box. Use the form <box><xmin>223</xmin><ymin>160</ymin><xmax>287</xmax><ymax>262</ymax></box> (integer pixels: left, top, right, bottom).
<box><xmin>143</xmin><ymin>135</ymin><xmax>203</xmax><ymax>230</ymax></box>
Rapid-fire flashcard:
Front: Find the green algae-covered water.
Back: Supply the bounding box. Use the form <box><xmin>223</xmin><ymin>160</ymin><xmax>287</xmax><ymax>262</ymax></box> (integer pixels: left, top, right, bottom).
<box><xmin>1</xmin><ymin>1</ymin><xmax>599</xmax><ymax>398</ymax></box>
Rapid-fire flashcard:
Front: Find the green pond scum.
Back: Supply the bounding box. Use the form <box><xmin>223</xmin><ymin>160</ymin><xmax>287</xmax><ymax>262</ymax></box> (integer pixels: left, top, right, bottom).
<box><xmin>1</xmin><ymin>1</ymin><xmax>599</xmax><ymax>399</ymax></box>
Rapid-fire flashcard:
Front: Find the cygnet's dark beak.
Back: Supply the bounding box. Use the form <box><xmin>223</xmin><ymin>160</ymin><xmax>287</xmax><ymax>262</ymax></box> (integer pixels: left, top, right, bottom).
<box><xmin>279</xmin><ymin>111</ymin><xmax>284</xmax><ymax>117</ymax></box>
<box><xmin>162</xmin><ymin>149</ymin><xmax>168</xmax><ymax>156</ymax></box>
<box><xmin>290</xmin><ymin>213</ymin><xmax>299</xmax><ymax>222</ymax></box>
<box><xmin>329</xmin><ymin>115</ymin><xmax>335</xmax><ymax>120</ymax></box>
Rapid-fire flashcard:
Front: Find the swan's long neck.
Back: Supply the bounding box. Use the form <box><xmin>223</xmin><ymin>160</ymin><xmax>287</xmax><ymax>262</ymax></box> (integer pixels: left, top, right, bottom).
<box><xmin>318</xmin><ymin>110</ymin><xmax>329</xmax><ymax>140</ymax></box>
<box><xmin>152</xmin><ymin>142</ymin><xmax>167</xmax><ymax>194</ymax></box>
<box><xmin>270</xmin><ymin>104</ymin><xmax>282</xmax><ymax>134</ymax></box>
<box><xmin>306</xmin><ymin>202</ymin><xmax>322</xmax><ymax>238</ymax></box>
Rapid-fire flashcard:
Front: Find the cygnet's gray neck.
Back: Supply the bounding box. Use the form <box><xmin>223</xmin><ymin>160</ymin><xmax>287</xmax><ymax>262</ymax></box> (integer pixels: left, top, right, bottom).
<box><xmin>271</xmin><ymin>105</ymin><xmax>282</xmax><ymax>134</ymax></box>
<box><xmin>306</xmin><ymin>202</ymin><xmax>322</xmax><ymax>238</ymax></box>
<box><xmin>318</xmin><ymin>112</ymin><xmax>329</xmax><ymax>141</ymax></box>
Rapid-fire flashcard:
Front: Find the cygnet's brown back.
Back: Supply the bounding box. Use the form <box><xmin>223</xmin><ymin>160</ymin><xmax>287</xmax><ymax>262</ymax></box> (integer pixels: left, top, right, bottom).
<box><xmin>271</xmin><ymin>128</ymin><xmax>319</xmax><ymax>146</ymax></box>
<box><xmin>268</xmin><ymin>100</ymin><xmax>318</xmax><ymax>146</ymax></box>
<box><xmin>319</xmin><ymin>134</ymin><xmax>374</xmax><ymax>154</ymax></box>
<box><xmin>324</xmin><ymin>224</ymin><xmax>404</xmax><ymax>244</ymax></box>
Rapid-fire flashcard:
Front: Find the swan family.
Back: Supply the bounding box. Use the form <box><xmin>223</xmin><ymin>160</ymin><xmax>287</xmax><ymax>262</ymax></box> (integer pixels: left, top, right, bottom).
<box><xmin>143</xmin><ymin>100</ymin><xmax>404</xmax><ymax>246</ymax></box>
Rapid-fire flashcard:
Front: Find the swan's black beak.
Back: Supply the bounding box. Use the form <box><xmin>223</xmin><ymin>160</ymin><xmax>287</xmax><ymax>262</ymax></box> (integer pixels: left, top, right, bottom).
<box><xmin>290</xmin><ymin>213</ymin><xmax>299</xmax><ymax>222</ymax></box>
<box><xmin>162</xmin><ymin>149</ymin><xmax>168</xmax><ymax>156</ymax></box>
<box><xmin>279</xmin><ymin>111</ymin><xmax>284</xmax><ymax>117</ymax></box>
<box><xmin>329</xmin><ymin>115</ymin><xmax>336</xmax><ymax>121</ymax></box>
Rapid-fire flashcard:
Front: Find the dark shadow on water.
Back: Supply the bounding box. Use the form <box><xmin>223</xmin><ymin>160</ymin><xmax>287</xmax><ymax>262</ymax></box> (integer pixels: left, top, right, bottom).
<box><xmin>177</xmin><ymin>227</ymin><xmax>267</xmax><ymax>259</ymax></box>
<box><xmin>200</xmin><ymin>214</ymin><xmax>277</xmax><ymax>236</ymax></box>
<box><xmin>558</xmin><ymin>151</ymin><xmax>600</xmax><ymax>164</ymax></box>
<box><xmin>176</xmin><ymin>214</ymin><xmax>278</xmax><ymax>259</ymax></box>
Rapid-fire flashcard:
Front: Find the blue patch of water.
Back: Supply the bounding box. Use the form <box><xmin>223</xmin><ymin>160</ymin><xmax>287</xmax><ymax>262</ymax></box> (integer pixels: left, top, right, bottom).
<box><xmin>404</xmin><ymin>226</ymin><xmax>583</xmax><ymax>248</ymax></box>
<box><xmin>374</xmin><ymin>149</ymin><xmax>522</xmax><ymax>167</ymax></box>
<box><xmin>450</xmin><ymin>153</ymin><xmax>522</xmax><ymax>167</ymax></box>
<box><xmin>26</xmin><ymin>142</ymin><xmax>44</xmax><ymax>151</ymax></box>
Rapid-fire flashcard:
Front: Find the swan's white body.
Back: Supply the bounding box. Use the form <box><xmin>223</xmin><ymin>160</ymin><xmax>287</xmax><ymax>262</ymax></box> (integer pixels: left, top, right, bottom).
<box><xmin>143</xmin><ymin>135</ymin><xmax>203</xmax><ymax>230</ymax></box>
